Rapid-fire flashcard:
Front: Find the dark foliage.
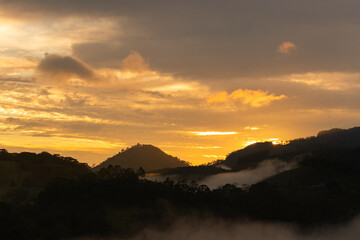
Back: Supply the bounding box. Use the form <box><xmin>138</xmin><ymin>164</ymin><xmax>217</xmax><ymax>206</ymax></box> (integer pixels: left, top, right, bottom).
<box><xmin>2</xmin><ymin>146</ymin><xmax>360</xmax><ymax>239</ymax></box>
<box><xmin>2</xmin><ymin>127</ymin><xmax>360</xmax><ymax>239</ymax></box>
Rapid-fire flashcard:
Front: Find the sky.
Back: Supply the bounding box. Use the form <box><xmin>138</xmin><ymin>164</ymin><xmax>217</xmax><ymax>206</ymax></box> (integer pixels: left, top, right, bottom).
<box><xmin>0</xmin><ymin>0</ymin><xmax>360</xmax><ymax>165</ymax></box>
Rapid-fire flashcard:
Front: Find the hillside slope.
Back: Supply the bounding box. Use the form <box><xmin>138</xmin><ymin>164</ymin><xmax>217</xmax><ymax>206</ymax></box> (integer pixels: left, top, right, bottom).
<box><xmin>0</xmin><ymin>149</ymin><xmax>91</xmax><ymax>203</ymax></box>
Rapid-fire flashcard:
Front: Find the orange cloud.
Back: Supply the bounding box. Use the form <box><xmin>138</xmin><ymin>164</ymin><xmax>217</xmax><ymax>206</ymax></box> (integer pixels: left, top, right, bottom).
<box><xmin>277</xmin><ymin>41</ymin><xmax>296</xmax><ymax>54</ymax></box>
<box><xmin>278</xmin><ymin>72</ymin><xmax>360</xmax><ymax>91</ymax></box>
<box><xmin>207</xmin><ymin>89</ymin><xmax>286</xmax><ymax>107</ymax></box>
<box><xmin>121</xmin><ymin>51</ymin><xmax>150</xmax><ymax>73</ymax></box>
<box><xmin>189</xmin><ymin>131</ymin><xmax>238</xmax><ymax>136</ymax></box>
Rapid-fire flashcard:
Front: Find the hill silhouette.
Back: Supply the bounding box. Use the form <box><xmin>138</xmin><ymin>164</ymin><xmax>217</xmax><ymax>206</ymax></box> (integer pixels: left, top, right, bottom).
<box><xmin>221</xmin><ymin>126</ymin><xmax>360</xmax><ymax>170</ymax></box>
<box><xmin>151</xmin><ymin>126</ymin><xmax>360</xmax><ymax>181</ymax></box>
<box><xmin>94</xmin><ymin>144</ymin><xmax>189</xmax><ymax>172</ymax></box>
<box><xmin>289</xmin><ymin>126</ymin><xmax>360</xmax><ymax>150</ymax></box>
<box><xmin>222</xmin><ymin>142</ymin><xmax>276</xmax><ymax>169</ymax></box>
<box><xmin>0</xmin><ymin>149</ymin><xmax>90</xmax><ymax>204</ymax></box>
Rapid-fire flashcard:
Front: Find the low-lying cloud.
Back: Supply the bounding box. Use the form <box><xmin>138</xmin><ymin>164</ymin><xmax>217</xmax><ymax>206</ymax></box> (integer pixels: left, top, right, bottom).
<box><xmin>200</xmin><ymin>159</ymin><xmax>296</xmax><ymax>189</ymax></box>
<box><xmin>74</xmin><ymin>216</ymin><xmax>360</xmax><ymax>240</ymax></box>
<box><xmin>145</xmin><ymin>159</ymin><xmax>296</xmax><ymax>189</ymax></box>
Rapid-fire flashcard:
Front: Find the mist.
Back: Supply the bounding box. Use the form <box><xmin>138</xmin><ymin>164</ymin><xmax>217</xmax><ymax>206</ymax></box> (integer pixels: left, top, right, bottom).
<box><xmin>146</xmin><ymin>159</ymin><xmax>296</xmax><ymax>189</ymax></box>
<box><xmin>74</xmin><ymin>216</ymin><xmax>360</xmax><ymax>240</ymax></box>
<box><xmin>200</xmin><ymin>159</ymin><xmax>296</xmax><ymax>189</ymax></box>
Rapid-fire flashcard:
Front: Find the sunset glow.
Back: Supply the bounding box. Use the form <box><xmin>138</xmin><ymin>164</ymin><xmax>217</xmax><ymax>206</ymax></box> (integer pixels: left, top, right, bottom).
<box><xmin>190</xmin><ymin>132</ymin><xmax>238</xmax><ymax>136</ymax></box>
<box><xmin>0</xmin><ymin>1</ymin><xmax>359</xmax><ymax>166</ymax></box>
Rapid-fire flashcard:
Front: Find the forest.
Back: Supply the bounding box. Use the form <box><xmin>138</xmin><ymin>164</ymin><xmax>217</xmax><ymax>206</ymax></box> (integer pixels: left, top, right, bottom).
<box><xmin>1</xmin><ymin>141</ymin><xmax>360</xmax><ymax>239</ymax></box>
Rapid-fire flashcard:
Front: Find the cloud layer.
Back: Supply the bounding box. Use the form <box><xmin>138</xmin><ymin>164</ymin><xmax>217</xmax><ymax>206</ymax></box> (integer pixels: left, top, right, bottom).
<box><xmin>2</xmin><ymin>0</ymin><xmax>360</xmax><ymax>79</ymax></box>
<box><xmin>207</xmin><ymin>89</ymin><xmax>286</xmax><ymax>107</ymax></box>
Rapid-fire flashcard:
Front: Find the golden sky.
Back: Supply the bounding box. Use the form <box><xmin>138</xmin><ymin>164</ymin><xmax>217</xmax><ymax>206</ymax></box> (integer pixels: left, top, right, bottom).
<box><xmin>0</xmin><ymin>1</ymin><xmax>359</xmax><ymax>165</ymax></box>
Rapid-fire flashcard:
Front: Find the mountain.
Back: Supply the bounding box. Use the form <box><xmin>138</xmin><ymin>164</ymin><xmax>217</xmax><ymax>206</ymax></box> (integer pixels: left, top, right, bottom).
<box><xmin>221</xmin><ymin>126</ymin><xmax>360</xmax><ymax>170</ymax></box>
<box><xmin>290</xmin><ymin>126</ymin><xmax>360</xmax><ymax>150</ymax></box>
<box><xmin>93</xmin><ymin>144</ymin><xmax>189</xmax><ymax>172</ymax></box>
<box><xmin>153</xmin><ymin>126</ymin><xmax>360</xmax><ymax>181</ymax></box>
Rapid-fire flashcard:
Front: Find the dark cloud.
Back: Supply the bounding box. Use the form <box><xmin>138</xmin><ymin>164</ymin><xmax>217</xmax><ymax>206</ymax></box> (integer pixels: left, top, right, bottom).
<box><xmin>36</xmin><ymin>53</ymin><xmax>96</xmax><ymax>83</ymax></box>
<box><xmin>2</xmin><ymin>1</ymin><xmax>360</xmax><ymax>80</ymax></box>
<box><xmin>71</xmin><ymin>25</ymin><xmax>360</xmax><ymax>80</ymax></box>
<box><xmin>2</xmin><ymin>1</ymin><xmax>360</xmax><ymax>24</ymax></box>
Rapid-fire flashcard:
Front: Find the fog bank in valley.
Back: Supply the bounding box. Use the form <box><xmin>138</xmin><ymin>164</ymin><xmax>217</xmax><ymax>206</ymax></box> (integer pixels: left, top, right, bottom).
<box><xmin>200</xmin><ymin>159</ymin><xmax>296</xmax><ymax>189</ymax></box>
<box><xmin>127</xmin><ymin>217</ymin><xmax>360</xmax><ymax>240</ymax></box>
<box><xmin>146</xmin><ymin>159</ymin><xmax>297</xmax><ymax>189</ymax></box>
<box><xmin>76</xmin><ymin>216</ymin><xmax>360</xmax><ymax>240</ymax></box>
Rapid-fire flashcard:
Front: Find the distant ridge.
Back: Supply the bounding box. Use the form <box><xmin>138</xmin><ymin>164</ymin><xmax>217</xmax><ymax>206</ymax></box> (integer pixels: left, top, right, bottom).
<box><xmin>288</xmin><ymin>126</ymin><xmax>360</xmax><ymax>150</ymax></box>
<box><xmin>221</xmin><ymin>126</ymin><xmax>360</xmax><ymax>170</ymax></box>
<box><xmin>93</xmin><ymin>144</ymin><xmax>189</xmax><ymax>172</ymax></box>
